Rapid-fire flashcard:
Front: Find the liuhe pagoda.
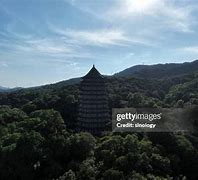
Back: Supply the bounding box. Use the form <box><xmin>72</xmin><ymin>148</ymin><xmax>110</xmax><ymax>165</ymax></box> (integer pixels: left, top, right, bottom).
<box><xmin>77</xmin><ymin>65</ymin><xmax>110</xmax><ymax>135</ymax></box>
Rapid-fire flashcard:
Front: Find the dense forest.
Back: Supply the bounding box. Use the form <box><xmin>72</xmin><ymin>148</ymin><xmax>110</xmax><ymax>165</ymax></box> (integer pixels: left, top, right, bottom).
<box><xmin>0</xmin><ymin>61</ymin><xmax>198</xmax><ymax>179</ymax></box>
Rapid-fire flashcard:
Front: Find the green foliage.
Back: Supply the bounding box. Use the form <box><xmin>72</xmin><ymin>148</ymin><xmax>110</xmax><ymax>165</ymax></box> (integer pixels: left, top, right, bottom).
<box><xmin>58</xmin><ymin>170</ymin><xmax>76</xmax><ymax>180</ymax></box>
<box><xmin>165</xmin><ymin>78</ymin><xmax>198</xmax><ymax>106</ymax></box>
<box><xmin>70</xmin><ymin>132</ymin><xmax>96</xmax><ymax>161</ymax></box>
<box><xmin>103</xmin><ymin>169</ymin><xmax>124</xmax><ymax>180</ymax></box>
<box><xmin>0</xmin><ymin>105</ymin><xmax>27</xmax><ymax>125</ymax></box>
<box><xmin>30</xmin><ymin>109</ymin><xmax>65</xmax><ymax>137</ymax></box>
<box><xmin>78</xmin><ymin>159</ymin><xmax>97</xmax><ymax>180</ymax></box>
<box><xmin>0</xmin><ymin>71</ymin><xmax>198</xmax><ymax>179</ymax></box>
<box><xmin>0</xmin><ymin>105</ymin><xmax>198</xmax><ymax>179</ymax></box>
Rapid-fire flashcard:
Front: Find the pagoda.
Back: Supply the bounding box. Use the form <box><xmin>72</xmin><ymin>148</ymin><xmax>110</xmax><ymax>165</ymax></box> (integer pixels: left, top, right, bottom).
<box><xmin>77</xmin><ymin>65</ymin><xmax>110</xmax><ymax>135</ymax></box>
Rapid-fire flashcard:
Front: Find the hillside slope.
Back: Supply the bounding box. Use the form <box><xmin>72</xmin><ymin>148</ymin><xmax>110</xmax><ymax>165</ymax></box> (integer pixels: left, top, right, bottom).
<box><xmin>115</xmin><ymin>60</ymin><xmax>198</xmax><ymax>78</ymax></box>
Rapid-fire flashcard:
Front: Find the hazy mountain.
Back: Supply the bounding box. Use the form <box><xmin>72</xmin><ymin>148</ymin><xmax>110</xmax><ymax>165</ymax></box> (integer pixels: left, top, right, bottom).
<box><xmin>0</xmin><ymin>86</ymin><xmax>10</xmax><ymax>92</ymax></box>
<box><xmin>0</xmin><ymin>86</ymin><xmax>23</xmax><ymax>93</ymax></box>
<box><xmin>1</xmin><ymin>60</ymin><xmax>198</xmax><ymax>92</ymax></box>
<box><xmin>33</xmin><ymin>60</ymin><xmax>198</xmax><ymax>89</ymax></box>
<box><xmin>0</xmin><ymin>78</ymin><xmax>80</xmax><ymax>94</ymax></box>
<box><xmin>115</xmin><ymin>60</ymin><xmax>198</xmax><ymax>79</ymax></box>
<box><xmin>51</xmin><ymin>77</ymin><xmax>81</xmax><ymax>87</ymax></box>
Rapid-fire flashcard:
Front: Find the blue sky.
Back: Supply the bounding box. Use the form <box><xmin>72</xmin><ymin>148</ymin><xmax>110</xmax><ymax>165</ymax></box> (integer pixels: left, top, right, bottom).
<box><xmin>0</xmin><ymin>0</ymin><xmax>198</xmax><ymax>87</ymax></box>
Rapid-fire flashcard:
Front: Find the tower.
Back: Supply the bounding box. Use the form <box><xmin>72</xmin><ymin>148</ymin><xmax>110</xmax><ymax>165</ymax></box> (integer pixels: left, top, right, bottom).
<box><xmin>77</xmin><ymin>65</ymin><xmax>110</xmax><ymax>135</ymax></box>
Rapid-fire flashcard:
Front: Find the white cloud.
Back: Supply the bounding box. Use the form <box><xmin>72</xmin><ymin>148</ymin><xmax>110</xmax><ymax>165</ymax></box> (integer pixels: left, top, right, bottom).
<box><xmin>112</xmin><ymin>0</ymin><xmax>161</xmax><ymax>16</ymax></box>
<box><xmin>51</xmin><ymin>27</ymin><xmax>130</xmax><ymax>46</ymax></box>
<box><xmin>25</xmin><ymin>39</ymin><xmax>73</xmax><ymax>54</ymax></box>
<box><xmin>0</xmin><ymin>34</ymin><xmax>92</xmax><ymax>60</ymax></box>
<box><xmin>68</xmin><ymin>0</ymin><xmax>195</xmax><ymax>33</ymax></box>
<box><xmin>108</xmin><ymin>0</ymin><xmax>195</xmax><ymax>32</ymax></box>
<box><xmin>0</xmin><ymin>61</ymin><xmax>8</xmax><ymax>67</ymax></box>
<box><xmin>180</xmin><ymin>46</ymin><xmax>198</xmax><ymax>54</ymax></box>
<box><xmin>0</xmin><ymin>25</ymin><xmax>82</xmax><ymax>58</ymax></box>
<box><xmin>50</xmin><ymin>25</ymin><xmax>155</xmax><ymax>47</ymax></box>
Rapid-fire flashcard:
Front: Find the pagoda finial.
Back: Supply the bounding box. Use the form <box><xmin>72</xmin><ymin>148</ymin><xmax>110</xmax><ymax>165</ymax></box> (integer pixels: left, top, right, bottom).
<box><xmin>93</xmin><ymin>64</ymin><xmax>95</xmax><ymax>68</ymax></box>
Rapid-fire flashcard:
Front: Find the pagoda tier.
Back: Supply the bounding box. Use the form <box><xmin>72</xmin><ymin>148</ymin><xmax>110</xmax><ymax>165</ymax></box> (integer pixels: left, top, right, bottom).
<box><xmin>76</xmin><ymin>65</ymin><xmax>110</xmax><ymax>135</ymax></box>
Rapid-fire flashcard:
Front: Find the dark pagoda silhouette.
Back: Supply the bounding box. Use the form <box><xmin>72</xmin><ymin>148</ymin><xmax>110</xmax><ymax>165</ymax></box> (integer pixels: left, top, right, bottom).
<box><xmin>77</xmin><ymin>65</ymin><xmax>110</xmax><ymax>135</ymax></box>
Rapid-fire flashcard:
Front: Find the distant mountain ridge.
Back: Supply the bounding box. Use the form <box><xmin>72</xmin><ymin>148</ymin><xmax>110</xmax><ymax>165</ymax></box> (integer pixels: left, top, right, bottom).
<box><xmin>0</xmin><ymin>86</ymin><xmax>23</xmax><ymax>93</ymax></box>
<box><xmin>1</xmin><ymin>60</ymin><xmax>198</xmax><ymax>92</ymax></box>
<box><xmin>38</xmin><ymin>60</ymin><xmax>198</xmax><ymax>90</ymax></box>
<box><xmin>0</xmin><ymin>86</ymin><xmax>10</xmax><ymax>92</ymax></box>
<box><xmin>115</xmin><ymin>60</ymin><xmax>198</xmax><ymax>79</ymax></box>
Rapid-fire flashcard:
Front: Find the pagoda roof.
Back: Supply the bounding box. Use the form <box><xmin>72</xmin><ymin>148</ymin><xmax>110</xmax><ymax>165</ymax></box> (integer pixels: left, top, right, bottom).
<box><xmin>83</xmin><ymin>65</ymin><xmax>103</xmax><ymax>79</ymax></box>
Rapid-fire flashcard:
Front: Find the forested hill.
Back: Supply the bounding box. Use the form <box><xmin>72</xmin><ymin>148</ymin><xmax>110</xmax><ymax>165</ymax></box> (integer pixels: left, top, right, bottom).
<box><xmin>1</xmin><ymin>60</ymin><xmax>198</xmax><ymax>113</ymax></box>
<box><xmin>1</xmin><ymin>60</ymin><xmax>198</xmax><ymax>93</ymax></box>
<box><xmin>0</xmin><ymin>66</ymin><xmax>198</xmax><ymax>128</ymax></box>
<box><xmin>0</xmin><ymin>61</ymin><xmax>198</xmax><ymax>179</ymax></box>
<box><xmin>115</xmin><ymin>60</ymin><xmax>198</xmax><ymax>79</ymax></box>
<box><xmin>35</xmin><ymin>59</ymin><xmax>198</xmax><ymax>89</ymax></box>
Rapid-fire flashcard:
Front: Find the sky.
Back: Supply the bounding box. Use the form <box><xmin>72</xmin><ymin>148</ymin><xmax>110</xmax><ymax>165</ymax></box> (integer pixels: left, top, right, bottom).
<box><xmin>0</xmin><ymin>0</ymin><xmax>198</xmax><ymax>87</ymax></box>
